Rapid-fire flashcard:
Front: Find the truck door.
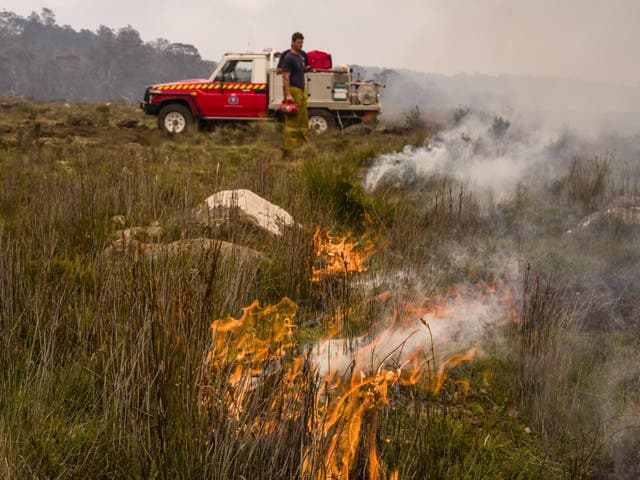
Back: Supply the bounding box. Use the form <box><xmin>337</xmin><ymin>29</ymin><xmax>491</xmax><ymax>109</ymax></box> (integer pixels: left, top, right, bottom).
<box><xmin>199</xmin><ymin>59</ymin><xmax>267</xmax><ymax>118</ymax></box>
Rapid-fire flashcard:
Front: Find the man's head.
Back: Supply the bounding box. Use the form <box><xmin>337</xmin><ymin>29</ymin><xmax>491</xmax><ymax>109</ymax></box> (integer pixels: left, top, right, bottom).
<box><xmin>291</xmin><ymin>32</ymin><xmax>304</xmax><ymax>51</ymax></box>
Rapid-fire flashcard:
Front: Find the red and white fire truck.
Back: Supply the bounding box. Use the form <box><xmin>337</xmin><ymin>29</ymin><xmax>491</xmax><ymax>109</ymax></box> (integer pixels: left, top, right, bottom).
<box><xmin>140</xmin><ymin>49</ymin><xmax>382</xmax><ymax>134</ymax></box>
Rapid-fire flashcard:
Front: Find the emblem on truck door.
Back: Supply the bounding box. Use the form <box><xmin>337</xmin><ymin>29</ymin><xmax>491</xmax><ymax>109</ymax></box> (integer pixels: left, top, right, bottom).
<box><xmin>228</xmin><ymin>94</ymin><xmax>239</xmax><ymax>105</ymax></box>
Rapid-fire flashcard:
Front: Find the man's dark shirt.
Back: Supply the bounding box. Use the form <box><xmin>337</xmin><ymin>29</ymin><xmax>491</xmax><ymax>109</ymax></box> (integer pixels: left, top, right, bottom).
<box><xmin>277</xmin><ymin>49</ymin><xmax>308</xmax><ymax>70</ymax></box>
<box><xmin>280</xmin><ymin>50</ymin><xmax>306</xmax><ymax>89</ymax></box>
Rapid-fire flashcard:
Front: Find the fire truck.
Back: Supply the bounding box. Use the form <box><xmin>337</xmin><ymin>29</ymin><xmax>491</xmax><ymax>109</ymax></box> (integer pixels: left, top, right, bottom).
<box><xmin>140</xmin><ymin>50</ymin><xmax>382</xmax><ymax>135</ymax></box>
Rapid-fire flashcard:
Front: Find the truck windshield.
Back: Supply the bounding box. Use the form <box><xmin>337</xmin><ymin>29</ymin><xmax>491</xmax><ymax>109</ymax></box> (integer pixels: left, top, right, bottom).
<box><xmin>215</xmin><ymin>60</ymin><xmax>253</xmax><ymax>82</ymax></box>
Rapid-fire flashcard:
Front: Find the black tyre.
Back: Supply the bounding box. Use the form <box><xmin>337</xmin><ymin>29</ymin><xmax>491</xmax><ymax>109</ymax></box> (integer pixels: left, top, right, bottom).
<box><xmin>308</xmin><ymin>109</ymin><xmax>335</xmax><ymax>135</ymax></box>
<box><xmin>158</xmin><ymin>104</ymin><xmax>194</xmax><ymax>134</ymax></box>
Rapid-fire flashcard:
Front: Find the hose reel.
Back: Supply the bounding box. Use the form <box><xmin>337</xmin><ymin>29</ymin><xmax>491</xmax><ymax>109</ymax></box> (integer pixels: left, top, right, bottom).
<box><xmin>355</xmin><ymin>83</ymin><xmax>378</xmax><ymax>105</ymax></box>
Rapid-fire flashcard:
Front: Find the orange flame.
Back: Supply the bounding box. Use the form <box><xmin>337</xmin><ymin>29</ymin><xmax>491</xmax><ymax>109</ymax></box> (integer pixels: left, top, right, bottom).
<box><xmin>206</xmin><ymin>297</ymin><xmax>297</xmax><ymax>415</ymax></box>
<box><xmin>312</xmin><ymin>229</ymin><xmax>374</xmax><ymax>282</ymax></box>
<box><xmin>308</xmin><ymin>367</ymin><xmax>405</xmax><ymax>480</ymax></box>
<box><xmin>311</xmin><ymin>220</ymin><xmax>382</xmax><ymax>283</ymax></box>
<box><xmin>432</xmin><ymin>348</ymin><xmax>477</xmax><ymax>394</ymax></box>
<box><xmin>203</xmin><ymin>282</ymin><xmax>510</xmax><ymax>479</ymax></box>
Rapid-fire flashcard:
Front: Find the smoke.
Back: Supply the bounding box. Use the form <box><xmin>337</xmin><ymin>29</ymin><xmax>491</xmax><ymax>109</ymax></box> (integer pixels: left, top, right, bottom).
<box><xmin>330</xmin><ymin>64</ymin><xmax>640</xmax><ymax>471</ymax></box>
<box><xmin>353</xmin><ymin>66</ymin><xmax>640</xmax><ymax>209</ymax></box>
<box><xmin>354</xmin><ymin>66</ymin><xmax>640</xmax><ymax>137</ymax></box>
<box><xmin>595</xmin><ymin>344</ymin><xmax>640</xmax><ymax>479</ymax></box>
<box><xmin>311</xmin><ymin>282</ymin><xmax>514</xmax><ymax>380</ymax></box>
<box><xmin>365</xmin><ymin>110</ymin><xmax>568</xmax><ymax>203</ymax></box>
<box><xmin>357</xmin><ymin>90</ymin><xmax>640</xmax><ymax>474</ymax></box>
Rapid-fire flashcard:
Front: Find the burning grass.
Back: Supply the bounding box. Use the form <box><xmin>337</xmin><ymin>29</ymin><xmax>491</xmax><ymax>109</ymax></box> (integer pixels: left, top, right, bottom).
<box><xmin>0</xmin><ymin>99</ymin><xmax>639</xmax><ymax>478</ymax></box>
<box><xmin>311</xmin><ymin>218</ymin><xmax>382</xmax><ymax>283</ymax></box>
<box><xmin>202</xmin><ymin>288</ymin><xmax>516</xmax><ymax>479</ymax></box>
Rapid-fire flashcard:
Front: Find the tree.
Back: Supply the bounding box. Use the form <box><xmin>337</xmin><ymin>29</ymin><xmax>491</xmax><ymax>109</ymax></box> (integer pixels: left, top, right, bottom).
<box><xmin>166</xmin><ymin>43</ymin><xmax>201</xmax><ymax>58</ymax></box>
<box><xmin>41</xmin><ymin>8</ymin><xmax>55</xmax><ymax>26</ymax></box>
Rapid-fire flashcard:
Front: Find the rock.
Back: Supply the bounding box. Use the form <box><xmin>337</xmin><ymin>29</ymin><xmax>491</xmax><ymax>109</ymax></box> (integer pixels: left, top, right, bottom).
<box><xmin>113</xmin><ymin>225</ymin><xmax>164</xmax><ymax>242</ymax></box>
<box><xmin>568</xmin><ymin>196</ymin><xmax>640</xmax><ymax>234</ymax></box>
<box><xmin>104</xmin><ymin>237</ymin><xmax>263</xmax><ymax>264</ymax></box>
<box><xmin>577</xmin><ymin>207</ymin><xmax>640</xmax><ymax>230</ymax></box>
<box><xmin>196</xmin><ymin>189</ymin><xmax>297</xmax><ymax>237</ymax></box>
<box><xmin>0</xmin><ymin>99</ymin><xmax>22</xmax><ymax>110</ymax></box>
<box><xmin>110</xmin><ymin>215</ymin><xmax>126</xmax><ymax>226</ymax></box>
<box><xmin>116</xmin><ymin>119</ymin><xmax>139</xmax><ymax>128</ymax></box>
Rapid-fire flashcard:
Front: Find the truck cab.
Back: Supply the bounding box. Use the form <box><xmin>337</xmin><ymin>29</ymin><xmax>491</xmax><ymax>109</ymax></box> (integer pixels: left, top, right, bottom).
<box><xmin>200</xmin><ymin>53</ymin><xmax>270</xmax><ymax>119</ymax></box>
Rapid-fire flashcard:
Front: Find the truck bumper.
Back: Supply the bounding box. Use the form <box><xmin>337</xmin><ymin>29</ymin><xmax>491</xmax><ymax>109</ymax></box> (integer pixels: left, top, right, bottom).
<box><xmin>140</xmin><ymin>101</ymin><xmax>161</xmax><ymax>116</ymax></box>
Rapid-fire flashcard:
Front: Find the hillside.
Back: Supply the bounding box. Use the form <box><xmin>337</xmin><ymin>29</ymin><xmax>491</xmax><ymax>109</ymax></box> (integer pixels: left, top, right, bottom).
<box><xmin>0</xmin><ymin>9</ymin><xmax>215</xmax><ymax>102</ymax></box>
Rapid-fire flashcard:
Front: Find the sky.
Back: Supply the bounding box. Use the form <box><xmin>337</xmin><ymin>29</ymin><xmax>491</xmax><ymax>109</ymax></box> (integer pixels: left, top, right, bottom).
<box><xmin>3</xmin><ymin>0</ymin><xmax>639</xmax><ymax>88</ymax></box>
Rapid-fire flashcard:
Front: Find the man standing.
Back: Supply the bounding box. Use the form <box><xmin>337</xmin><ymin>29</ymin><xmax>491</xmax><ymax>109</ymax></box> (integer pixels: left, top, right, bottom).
<box><xmin>280</xmin><ymin>32</ymin><xmax>309</xmax><ymax>150</ymax></box>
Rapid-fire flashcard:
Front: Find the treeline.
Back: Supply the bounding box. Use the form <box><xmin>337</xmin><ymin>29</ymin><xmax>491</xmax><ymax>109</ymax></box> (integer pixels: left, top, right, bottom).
<box><xmin>0</xmin><ymin>9</ymin><xmax>216</xmax><ymax>102</ymax></box>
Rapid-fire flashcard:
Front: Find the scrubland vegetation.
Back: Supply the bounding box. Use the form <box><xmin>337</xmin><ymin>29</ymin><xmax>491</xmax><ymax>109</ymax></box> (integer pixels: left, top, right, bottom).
<box><xmin>0</xmin><ymin>98</ymin><xmax>638</xmax><ymax>479</ymax></box>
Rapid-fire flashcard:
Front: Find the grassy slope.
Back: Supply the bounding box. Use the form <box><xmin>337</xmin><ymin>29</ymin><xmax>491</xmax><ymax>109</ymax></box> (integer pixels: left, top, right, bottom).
<box><xmin>0</xmin><ymin>98</ymin><xmax>637</xmax><ymax>479</ymax></box>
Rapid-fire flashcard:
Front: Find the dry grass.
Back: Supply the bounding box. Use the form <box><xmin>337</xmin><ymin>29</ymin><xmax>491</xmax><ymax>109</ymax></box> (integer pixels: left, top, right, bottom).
<box><xmin>0</xmin><ymin>99</ymin><xmax>638</xmax><ymax>478</ymax></box>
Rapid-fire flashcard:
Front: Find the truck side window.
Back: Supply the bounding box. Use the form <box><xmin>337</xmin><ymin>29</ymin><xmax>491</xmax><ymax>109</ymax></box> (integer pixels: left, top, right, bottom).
<box><xmin>215</xmin><ymin>60</ymin><xmax>253</xmax><ymax>82</ymax></box>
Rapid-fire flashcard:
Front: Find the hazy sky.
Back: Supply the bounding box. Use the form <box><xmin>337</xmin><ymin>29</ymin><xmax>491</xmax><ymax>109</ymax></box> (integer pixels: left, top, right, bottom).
<box><xmin>3</xmin><ymin>0</ymin><xmax>639</xmax><ymax>87</ymax></box>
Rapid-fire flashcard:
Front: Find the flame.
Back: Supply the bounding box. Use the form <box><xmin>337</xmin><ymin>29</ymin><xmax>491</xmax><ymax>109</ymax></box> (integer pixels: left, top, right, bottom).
<box><xmin>432</xmin><ymin>348</ymin><xmax>477</xmax><ymax>394</ymax></box>
<box><xmin>203</xmin><ymin>279</ymin><xmax>515</xmax><ymax>479</ymax></box>
<box><xmin>205</xmin><ymin>299</ymin><xmax>419</xmax><ymax>478</ymax></box>
<box><xmin>205</xmin><ymin>297</ymin><xmax>297</xmax><ymax>415</ymax></box>
<box><xmin>312</xmin><ymin>228</ymin><xmax>373</xmax><ymax>282</ymax></box>
<box><xmin>311</xmin><ymin>219</ymin><xmax>382</xmax><ymax>282</ymax></box>
<box><xmin>307</xmin><ymin>366</ymin><xmax>407</xmax><ymax>480</ymax></box>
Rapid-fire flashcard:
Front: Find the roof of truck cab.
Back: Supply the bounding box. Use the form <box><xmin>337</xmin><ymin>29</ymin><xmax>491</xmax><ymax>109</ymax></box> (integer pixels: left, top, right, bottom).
<box><xmin>222</xmin><ymin>52</ymin><xmax>271</xmax><ymax>57</ymax></box>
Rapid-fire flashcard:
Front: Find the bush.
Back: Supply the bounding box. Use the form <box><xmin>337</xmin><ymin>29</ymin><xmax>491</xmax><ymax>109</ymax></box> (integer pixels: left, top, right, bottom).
<box><xmin>563</xmin><ymin>154</ymin><xmax>610</xmax><ymax>211</ymax></box>
<box><xmin>404</xmin><ymin>105</ymin><xmax>425</xmax><ymax>130</ymax></box>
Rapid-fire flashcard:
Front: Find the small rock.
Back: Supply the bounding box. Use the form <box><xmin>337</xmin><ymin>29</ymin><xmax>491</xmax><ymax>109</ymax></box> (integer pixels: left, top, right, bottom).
<box><xmin>116</xmin><ymin>119</ymin><xmax>139</xmax><ymax>128</ymax></box>
<box><xmin>113</xmin><ymin>225</ymin><xmax>163</xmax><ymax>242</ymax></box>
<box><xmin>110</xmin><ymin>215</ymin><xmax>126</xmax><ymax>226</ymax></box>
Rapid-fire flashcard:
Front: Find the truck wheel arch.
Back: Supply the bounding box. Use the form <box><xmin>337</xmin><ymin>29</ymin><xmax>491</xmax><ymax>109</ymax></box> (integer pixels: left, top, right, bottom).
<box><xmin>158</xmin><ymin>103</ymin><xmax>195</xmax><ymax>134</ymax></box>
<box><xmin>308</xmin><ymin>109</ymin><xmax>335</xmax><ymax>135</ymax></box>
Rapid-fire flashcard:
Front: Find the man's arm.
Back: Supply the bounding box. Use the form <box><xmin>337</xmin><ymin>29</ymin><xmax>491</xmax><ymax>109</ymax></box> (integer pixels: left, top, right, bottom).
<box><xmin>282</xmin><ymin>72</ymin><xmax>294</xmax><ymax>103</ymax></box>
<box><xmin>281</xmin><ymin>54</ymin><xmax>294</xmax><ymax>102</ymax></box>
<box><xmin>276</xmin><ymin>50</ymin><xmax>288</xmax><ymax>75</ymax></box>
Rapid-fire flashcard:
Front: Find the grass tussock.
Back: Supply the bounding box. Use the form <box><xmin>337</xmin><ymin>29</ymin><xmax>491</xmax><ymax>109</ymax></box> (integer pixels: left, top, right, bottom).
<box><xmin>563</xmin><ymin>153</ymin><xmax>610</xmax><ymax>212</ymax></box>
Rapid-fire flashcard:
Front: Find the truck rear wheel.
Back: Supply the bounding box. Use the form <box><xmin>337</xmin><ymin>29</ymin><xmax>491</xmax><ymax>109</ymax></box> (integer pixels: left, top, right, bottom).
<box><xmin>308</xmin><ymin>109</ymin><xmax>335</xmax><ymax>135</ymax></box>
<box><xmin>158</xmin><ymin>104</ymin><xmax>194</xmax><ymax>134</ymax></box>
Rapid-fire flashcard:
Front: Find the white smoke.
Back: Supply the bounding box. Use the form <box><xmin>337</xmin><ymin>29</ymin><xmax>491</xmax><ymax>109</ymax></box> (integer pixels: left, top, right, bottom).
<box><xmin>363</xmin><ymin>111</ymin><xmax>610</xmax><ymax>203</ymax></box>
<box><xmin>355</xmin><ymin>66</ymin><xmax>640</xmax><ymax>137</ymax></box>
<box><xmin>311</xmin><ymin>282</ymin><xmax>512</xmax><ymax>379</ymax></box>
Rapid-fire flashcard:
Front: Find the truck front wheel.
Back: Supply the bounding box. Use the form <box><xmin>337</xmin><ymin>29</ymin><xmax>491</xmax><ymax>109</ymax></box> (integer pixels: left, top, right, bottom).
<box><xmin>308</xmin><ymin>109</ymin><xmax>335</xmax><ymax>135</ymax></box>
<box><xmin>158</xmin><ymin>104</ymin><xmax>194</xmax><ymax>134</ymax></box>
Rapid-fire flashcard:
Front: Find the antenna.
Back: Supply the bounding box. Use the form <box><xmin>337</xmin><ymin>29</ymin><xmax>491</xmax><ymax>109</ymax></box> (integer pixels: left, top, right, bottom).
<box><xmin>247</xmin><ymin>26</ymin><xmax>254</xmax><ymax>53</ymax></box>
